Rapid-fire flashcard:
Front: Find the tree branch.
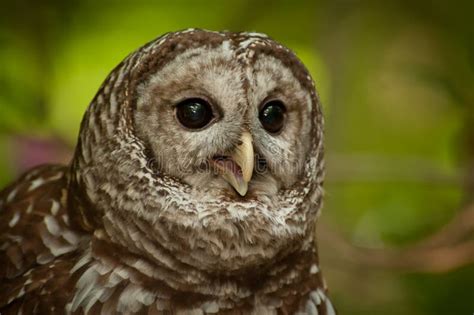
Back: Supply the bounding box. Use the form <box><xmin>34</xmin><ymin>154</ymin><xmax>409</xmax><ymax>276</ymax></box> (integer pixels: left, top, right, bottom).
<box><xmin>319</xmin><ymin>204</ymin><xmax>474</xmax><ymax>273</ymax></box>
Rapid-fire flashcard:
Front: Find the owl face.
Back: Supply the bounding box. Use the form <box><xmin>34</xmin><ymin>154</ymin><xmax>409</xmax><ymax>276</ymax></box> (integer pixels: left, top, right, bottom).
<box><xmin>134</xmin><ymin>39</ymin><xmax>313</xmax><ymax>200</ymax></box>
<box><xmin>74</xmin><ymin>30</ymin><xmax>324</xmax><ymax>273</ymax></box>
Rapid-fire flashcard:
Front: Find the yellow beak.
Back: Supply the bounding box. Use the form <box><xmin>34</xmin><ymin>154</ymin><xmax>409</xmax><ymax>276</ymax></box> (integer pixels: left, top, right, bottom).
<box><xmin>215</xmin><ymin>132</ymin><xmax>254</xmax><ymax>196</ymax></box>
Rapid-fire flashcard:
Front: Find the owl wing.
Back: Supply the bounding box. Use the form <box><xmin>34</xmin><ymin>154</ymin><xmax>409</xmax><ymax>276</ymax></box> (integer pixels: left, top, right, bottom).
<box><xmin>0</xmin><ymin>165</ymin><xmax>85</xmax><ymax>312</ymax></box>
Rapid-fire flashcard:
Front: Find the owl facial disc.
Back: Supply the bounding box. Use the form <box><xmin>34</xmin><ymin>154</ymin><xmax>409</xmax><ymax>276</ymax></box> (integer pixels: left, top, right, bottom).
<box><xmin>211</xmin><ymin>131</ymin><xmax>254</xmax><ymax>196</ymax></box>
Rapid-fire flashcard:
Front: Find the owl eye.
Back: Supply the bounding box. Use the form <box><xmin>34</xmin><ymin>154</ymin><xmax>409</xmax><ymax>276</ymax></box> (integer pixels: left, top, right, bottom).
<box><xmin>259</xmin><ymin>100</ymin><xmax>286</xmax><ymax>133</ymax></box>
<box><xmin>176</xmin><ymin>98</ymin><xmax>214</xmax><ymax>129</ymax></box>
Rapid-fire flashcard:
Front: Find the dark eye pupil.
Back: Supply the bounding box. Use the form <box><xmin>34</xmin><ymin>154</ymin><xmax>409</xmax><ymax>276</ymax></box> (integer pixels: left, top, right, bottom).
<box><xmin>176</xmin><ymin>98</ymin><xmax>213</xmax><ymax>129</ymax></box>
<box><xmin>259</xmin><ymin>101</ymin><xmax>286</xmax><ymax>133</ymax></box>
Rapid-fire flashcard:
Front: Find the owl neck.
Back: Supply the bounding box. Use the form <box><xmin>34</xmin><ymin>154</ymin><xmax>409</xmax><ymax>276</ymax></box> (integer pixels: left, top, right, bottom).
<box><xmin>67</xmin><ymin>167</ymin><xmax>328</xmax><ymax>311</ymax></box>
<box><xmin>88</xmin><ymin>222</ymin><xmax>325</xmax><ymax>311</ymax></box>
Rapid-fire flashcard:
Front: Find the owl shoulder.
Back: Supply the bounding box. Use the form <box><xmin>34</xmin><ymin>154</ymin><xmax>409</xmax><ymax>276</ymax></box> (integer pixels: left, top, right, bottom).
<box><xmin>0</xmin><ymin>164</ymin><xmax>87</xmax><ymax>310</ymax></box>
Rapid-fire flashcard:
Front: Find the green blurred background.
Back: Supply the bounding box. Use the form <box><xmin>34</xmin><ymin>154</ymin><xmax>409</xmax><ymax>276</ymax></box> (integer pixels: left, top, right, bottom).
<box><xmin>0</xmin><ymin>0</ymin><xmax>473</xmax><ymax>314</ymax></box>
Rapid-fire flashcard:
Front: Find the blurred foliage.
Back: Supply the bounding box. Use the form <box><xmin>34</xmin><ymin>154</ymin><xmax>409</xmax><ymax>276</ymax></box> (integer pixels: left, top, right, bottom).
<box><xmin>0</xmin><ymin>0</ymin><xmax>473</xmax><ymax>314</ymax></box>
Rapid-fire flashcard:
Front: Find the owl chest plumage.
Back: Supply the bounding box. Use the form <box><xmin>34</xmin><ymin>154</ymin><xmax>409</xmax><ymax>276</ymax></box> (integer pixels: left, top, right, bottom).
<box><xmin>0</xmin><ymin>166</ymin><xmax>333</xmax><ymax>314</ymax></box>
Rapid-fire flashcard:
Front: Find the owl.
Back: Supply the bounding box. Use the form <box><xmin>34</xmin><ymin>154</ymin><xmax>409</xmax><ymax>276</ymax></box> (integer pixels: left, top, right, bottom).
<box><xmin>0</xmin><ymin>29</ymin><xmax>334</xmax><ymax>314</ymax></box>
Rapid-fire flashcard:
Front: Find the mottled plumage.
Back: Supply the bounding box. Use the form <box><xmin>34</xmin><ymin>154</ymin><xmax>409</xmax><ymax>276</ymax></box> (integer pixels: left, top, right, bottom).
<box><xmin>0</xmin><ymin>29</ymin><xmax>333</xmax><ymax>314</ymax></box>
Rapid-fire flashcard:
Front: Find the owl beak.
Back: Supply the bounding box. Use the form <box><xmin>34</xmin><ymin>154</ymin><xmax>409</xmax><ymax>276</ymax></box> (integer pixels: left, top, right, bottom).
<box><xmin>232</xmin><ymin>132</ymin><xmax>254</xmax><ymax>183</ymax></box>
<box><xmin>212</xmin><ymin>131</ymin><xmax>254</xmax><ymax>196</ymax></box>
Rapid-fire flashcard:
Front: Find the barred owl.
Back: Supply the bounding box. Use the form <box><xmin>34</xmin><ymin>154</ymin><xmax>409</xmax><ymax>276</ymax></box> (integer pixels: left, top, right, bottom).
<box><xmin>0</xmin><ymin>29</ymin><xmax>334</xmax><ymax>314</ymax></box>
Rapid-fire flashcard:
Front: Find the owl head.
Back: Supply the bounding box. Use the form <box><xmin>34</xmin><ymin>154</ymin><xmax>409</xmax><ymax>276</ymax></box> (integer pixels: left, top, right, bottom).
<box><xmin>69</xmin><ymin>29</ymin><xmax>324</xmax><ymax>274</ymax></box>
